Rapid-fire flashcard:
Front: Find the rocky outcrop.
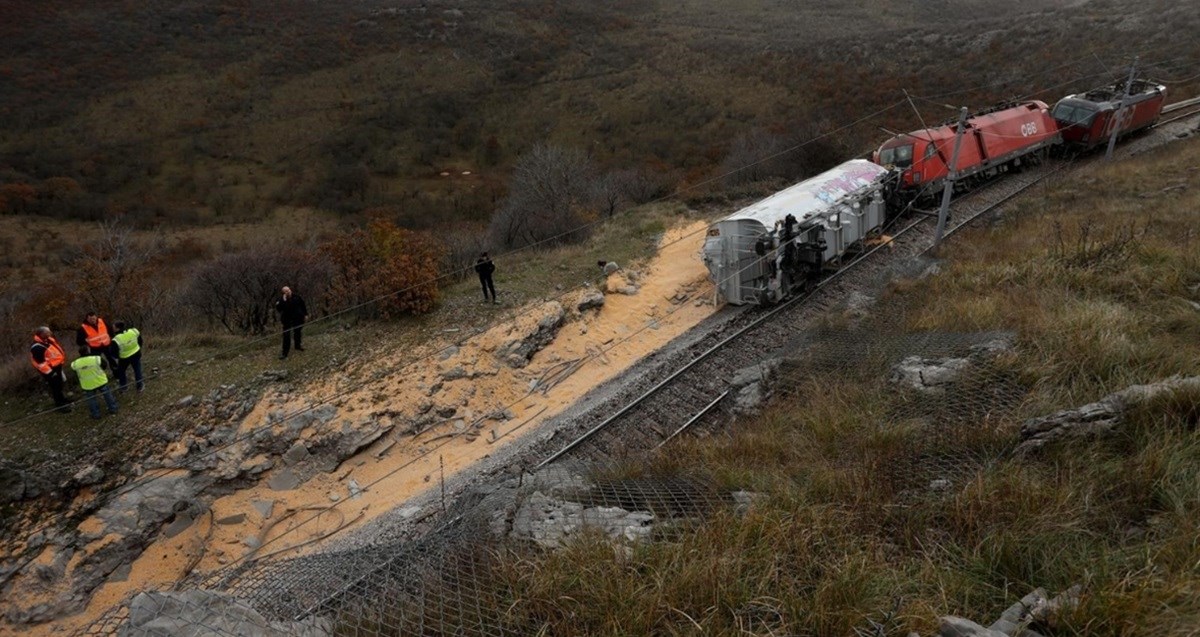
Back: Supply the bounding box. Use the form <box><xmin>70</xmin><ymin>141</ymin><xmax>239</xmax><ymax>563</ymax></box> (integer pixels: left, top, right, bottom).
<box><xmin>497</xmin><ymin>302</ymin><xmax>565</xmax><ymax>368</ymax></box>
<box><xmin>510</xmin><ymin>491</ymin><xmax>655</xmax><ymax>549</ymax></box>
<box><xmin>1017</xmin><ymin>376</ymin><xmax>1200</xmax><ymax>455</ymax></box>
<box><xmin>3</xmin><ymin>377</ymin><xmax>397</xmax><ymax>628</ymax></box>
<box><xmin>121</xmin><ymin>590</ymin><xmax>333</xmax><ymax>636</ymax></box>
<box><xmin>577</xmin><ymin>290</ymin><xmax>605</xmax><ymax>312</ymax></box>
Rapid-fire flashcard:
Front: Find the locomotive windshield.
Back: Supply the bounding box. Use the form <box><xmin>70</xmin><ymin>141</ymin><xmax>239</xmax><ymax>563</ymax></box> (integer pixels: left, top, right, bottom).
<box><xmin>879</xmin><ymin>144</ymin><xmax>914</xmax><ymax>167</ymax></box>
<box><xmin>1052</xmin><ymin>103</ymin><xmax>1096</xmax><ymax>126</ymax></box>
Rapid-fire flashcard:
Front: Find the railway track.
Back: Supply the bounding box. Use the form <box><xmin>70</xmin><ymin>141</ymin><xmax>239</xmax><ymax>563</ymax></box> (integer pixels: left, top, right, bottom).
<box><xmin>528</xmin><ymin>160</ymin><xmax>1064</xmax><ymax>469</ymax></box>
<box><xmin>1156</xmin><ymin>95</ymin><xmax>1200</xmax><ymax>127</ymax></box>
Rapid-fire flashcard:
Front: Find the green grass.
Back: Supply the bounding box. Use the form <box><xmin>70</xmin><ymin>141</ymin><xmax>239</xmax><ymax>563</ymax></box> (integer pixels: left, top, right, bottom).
<box><xmin>361</xmin><ymin>138</ymin><xmax>1200</xmax><ymax>635</ymax></box>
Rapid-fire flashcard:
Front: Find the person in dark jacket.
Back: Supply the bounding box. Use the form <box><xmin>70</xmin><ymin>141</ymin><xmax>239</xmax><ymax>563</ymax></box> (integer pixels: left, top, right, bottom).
<box><xmin>30</xmin><ymin>327</ymin><xmax>71</xmax><ymax>413</ymax></box>
<box><xmin>474</xmin><ymin>252</ymin><xmax>497</xmax><ymax>304</ymax></box>
<box><xmin>275</xmin><ymin>286</ymin><xmax>308</xmax><ymax>359</ymax></box>
<box><xmin>112</xmin><ymin>321</ymin><xmax>145</xmax><ymax>392</ymax></box>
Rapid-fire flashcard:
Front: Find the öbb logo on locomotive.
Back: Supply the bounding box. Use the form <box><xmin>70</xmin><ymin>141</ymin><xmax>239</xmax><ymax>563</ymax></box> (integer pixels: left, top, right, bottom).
<box><xmin>702</xmin><ymin>78</ymin><xmax>1167</xmax><ymax>306</ymax></box>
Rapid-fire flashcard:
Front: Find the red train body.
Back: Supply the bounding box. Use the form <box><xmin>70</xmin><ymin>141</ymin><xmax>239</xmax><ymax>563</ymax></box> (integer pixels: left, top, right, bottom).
<box><xmin>872</xmin><ymin>100</ymin><xmax>1061</xmax><ymax>195</ymax></box>
<box><xmin>1051</xmin><ymin>80</ymin><xmax>1166</xmax><ymax>151</ymax></box>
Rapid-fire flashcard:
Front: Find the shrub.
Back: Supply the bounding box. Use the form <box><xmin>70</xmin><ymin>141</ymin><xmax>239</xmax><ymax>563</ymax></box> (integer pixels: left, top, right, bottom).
<box><xmin>321</xmin><ymin>217</ymin><xmax>444</xmax><ymax>319</ymax></box>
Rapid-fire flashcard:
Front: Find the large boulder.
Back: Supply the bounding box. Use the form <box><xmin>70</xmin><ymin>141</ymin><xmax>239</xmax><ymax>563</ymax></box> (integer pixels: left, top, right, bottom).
<box><xmin>729</xmin><ymin>359</ymin><xmax>780</xmax><ymax>415</ymax></box>
<box><xmin>577</xmin><ymin>290</ymin><xmax>605</xmax><ymax>312</ymax></box>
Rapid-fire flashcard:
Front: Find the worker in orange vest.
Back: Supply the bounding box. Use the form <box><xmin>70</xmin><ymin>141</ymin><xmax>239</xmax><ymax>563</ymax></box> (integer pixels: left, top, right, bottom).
<box><xmin>76</xmin><ymin>312</ymin><xmax>119</xmax><ymax>369</ymax></box>
<box><xmin>30</xmin><ymin>326</ymin><xmax>71</xmax><ymax>412</ymax></box>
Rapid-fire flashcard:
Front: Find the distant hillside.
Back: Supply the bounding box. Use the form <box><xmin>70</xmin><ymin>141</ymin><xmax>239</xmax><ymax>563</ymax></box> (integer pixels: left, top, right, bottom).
<box><xmin>2</xmin><ymin>0</ymin><xmax>1197</xmax><ymax>228</ymax></box>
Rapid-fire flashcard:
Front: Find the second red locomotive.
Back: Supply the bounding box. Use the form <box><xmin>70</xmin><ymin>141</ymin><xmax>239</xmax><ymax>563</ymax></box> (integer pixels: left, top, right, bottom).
<box><xmin>1051</xmin><ymin>79</ymin><xmax>1167</xmax><ymax>152</ymax></box>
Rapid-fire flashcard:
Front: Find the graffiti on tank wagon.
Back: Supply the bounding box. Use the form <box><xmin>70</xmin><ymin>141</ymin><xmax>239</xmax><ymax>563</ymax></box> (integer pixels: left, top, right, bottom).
<box><xmin>813</xmin><ymin>165</ymin><xmax>882</xmax><ymax>205</ymax></box>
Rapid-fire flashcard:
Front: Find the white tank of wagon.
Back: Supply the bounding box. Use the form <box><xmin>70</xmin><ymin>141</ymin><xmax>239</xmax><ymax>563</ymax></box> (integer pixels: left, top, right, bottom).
<box><xmin>702</xmin><ymin>159</ymin><xmax>891</xmax><ymax>305</ymax></box>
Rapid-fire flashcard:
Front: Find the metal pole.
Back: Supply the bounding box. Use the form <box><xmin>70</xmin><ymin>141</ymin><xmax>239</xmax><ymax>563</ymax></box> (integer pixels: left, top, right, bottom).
<box><xmin>933</xmin><ymin>106</ymin><xmax>970</xmax><ymax>252</ymax></box>
<box><xmin>1106</xmin><ymin>56</ymin><xmax>1139</xmax><ymax>161</ymax></box>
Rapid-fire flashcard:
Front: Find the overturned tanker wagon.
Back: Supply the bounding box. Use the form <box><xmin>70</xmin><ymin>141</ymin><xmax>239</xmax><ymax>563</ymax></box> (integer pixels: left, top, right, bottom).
<box><xmin>703</xmin><ymin>159</ymin><xmax>893</xmax><ymax>305</ymax></box>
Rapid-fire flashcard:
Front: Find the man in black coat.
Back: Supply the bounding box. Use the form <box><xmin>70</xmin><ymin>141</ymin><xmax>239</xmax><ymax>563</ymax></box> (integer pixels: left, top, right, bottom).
<box><xmin>275</xmin><ymin>286</ymin><xmax>308</xmax><ymax>359</ymax></box>
<box><xmin>474</xmin><ymin>252</ymin><xmax>497</xmax><ymax>304</ymax></box>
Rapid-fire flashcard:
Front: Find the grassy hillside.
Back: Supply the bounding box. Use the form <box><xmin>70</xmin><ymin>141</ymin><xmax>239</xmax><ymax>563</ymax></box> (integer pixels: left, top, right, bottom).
<box><xmin>418</xmin><ymin>137</ymin><xmax>1200</xmax><ymax>634</ymax></box>
<box><xmin>4</xmin><ymin>0</ymin><xmax>1199</xmax><ymax>225</ymax></box>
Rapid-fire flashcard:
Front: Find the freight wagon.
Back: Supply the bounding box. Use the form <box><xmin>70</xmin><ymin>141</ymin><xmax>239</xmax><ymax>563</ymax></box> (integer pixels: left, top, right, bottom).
<box><xmin>702</xmin><ymin>160</ymin><xmax>892</xmax><ymax>305</ymax></box>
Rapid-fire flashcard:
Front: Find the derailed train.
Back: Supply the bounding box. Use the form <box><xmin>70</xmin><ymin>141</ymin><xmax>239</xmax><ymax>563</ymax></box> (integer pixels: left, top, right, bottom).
<box><xmin>703</xmin><ymin>79</ymin><xmax>1168</xmax><ymax>305</ymax></box>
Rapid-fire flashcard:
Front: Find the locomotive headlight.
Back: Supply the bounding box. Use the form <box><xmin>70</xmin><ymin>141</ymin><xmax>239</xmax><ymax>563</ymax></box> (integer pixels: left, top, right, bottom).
<box><xmin>912</xmin><ymin>172</ymin><xmax>922</xmax><ymax>182</ymax></box>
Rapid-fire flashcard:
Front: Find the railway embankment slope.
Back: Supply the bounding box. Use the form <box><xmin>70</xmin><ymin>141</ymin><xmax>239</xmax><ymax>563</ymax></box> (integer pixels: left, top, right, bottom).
<box><xmin>468</xmin><ymin>136</ymin><xmax>1200</xmax><ymax>634</ymax></box>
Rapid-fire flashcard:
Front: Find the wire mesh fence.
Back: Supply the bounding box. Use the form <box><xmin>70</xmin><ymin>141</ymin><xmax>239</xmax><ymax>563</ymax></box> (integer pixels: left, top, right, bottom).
<box><xmin>75</xmin><ymin>273</ymin><xmax>1034</xmax><ymax>637</ymax></box>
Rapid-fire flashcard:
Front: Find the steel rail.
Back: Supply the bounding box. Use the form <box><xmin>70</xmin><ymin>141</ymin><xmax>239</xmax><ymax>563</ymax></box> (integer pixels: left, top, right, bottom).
<box><xmin>920</xmin><ymin>164</ymin><xmax>1065</xmax><ymax>254</ymax></box>
<box><xmin>1162</xmin><ymin>96</ymin><xmax>1200</xmax><ymax>113</ymax></box>
<box><xmin>655</xmin><ymin>390</ymin><xmax>729</xmax><ymax>450</ymax></box>
<box><xmin>1155</xmin><ymin>106</ymin><xmax>1200</xmax><ymax>127</ymax></box>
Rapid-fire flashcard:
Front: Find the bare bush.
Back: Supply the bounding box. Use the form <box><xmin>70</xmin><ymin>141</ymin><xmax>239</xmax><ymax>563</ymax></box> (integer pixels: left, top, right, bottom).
<box><xmin>487</xmin><ymin>144</ymin><xmax>601</xmax><ymax>250</ymax></box>
<box><xmin>184</xmin><ymin>248</ymin><xmax>333</xmax><ymax>334</ymax></box>
<box><xmin>591</xmin><ymin>171</ymin><xmax>626</xmax><ymax>219</ymax></box>
<box><xmin>441</xmin><ymin>222</ymin><xmax>489</xmax><ymax>281</ymax></box>
<box><xmin>613</xmin><ymin>167</ymin><xmax>673</xmax><ymax>204</ymax></box>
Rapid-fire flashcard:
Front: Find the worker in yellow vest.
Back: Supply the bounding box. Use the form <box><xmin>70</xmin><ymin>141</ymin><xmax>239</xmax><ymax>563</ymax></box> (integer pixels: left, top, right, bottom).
<box><xmin>30</xmin><ymin>327</ymin><xmax>71</xmax><ymax>413</ymax></box>
<box><xmin>70</xmin><ymin>346</ymin><xmax>118</xmax><ymax>420</ymax></box>
<box><xmin>112</xmin><ymin>321</ymin><xmax>145</xmax><ymax>393</ymax></box>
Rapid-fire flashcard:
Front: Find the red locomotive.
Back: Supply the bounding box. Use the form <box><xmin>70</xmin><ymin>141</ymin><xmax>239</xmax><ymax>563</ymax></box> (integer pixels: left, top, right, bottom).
<box><xmin>873</xmin><ymin>100</ymin><xmax>1061</xmax><ymax>196</ymax></box>
<box><xmin>1051</xmin><ymin>79</ymin><xmax>1167</xmax><ymax>151</ymax></box>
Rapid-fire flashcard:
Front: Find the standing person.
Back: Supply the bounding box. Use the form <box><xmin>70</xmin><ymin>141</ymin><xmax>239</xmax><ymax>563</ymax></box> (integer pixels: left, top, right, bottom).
<box><xmin>112</xmin><ymin>321</ymin><xmax>145</xmax><ymax>393</ymax></box>
<box><xmin>71</xmin><ymin>347</ymin><xmax>118</xmax><ymax>420</ymax></box>
<box><xmin>76</xmin><ymin>312</ymin><xmax>118</xmax><ymax>370</ymax></box>
<box><xmin>30</xmin><ymin>327</ymin><xmax>71</xmax><ymax>413</ymax></box>
<box><xmin>474</xmin><ymin>252</ymin><xmax>497</xmax><ymax>304</ymax></box>
<box><xmin>275</xmin><ymin>286</ymin><xmax>307</xmax><ymax>360</ymax></box>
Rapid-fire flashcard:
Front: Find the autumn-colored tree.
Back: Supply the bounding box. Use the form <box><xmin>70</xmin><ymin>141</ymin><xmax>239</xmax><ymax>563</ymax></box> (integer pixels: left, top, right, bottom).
<box><xmin>0</xmin><ymin>183</ymin><xmax>37</xmax><ymax>214</ymax></box>
<box><xmin>321</xmin><ymin>218</ymin><xmax>444</xmax><ymax>319</ymax></box>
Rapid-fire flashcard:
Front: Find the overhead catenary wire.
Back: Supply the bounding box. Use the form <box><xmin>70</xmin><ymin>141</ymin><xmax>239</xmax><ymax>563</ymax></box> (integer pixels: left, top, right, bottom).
<box><xmin>9</xmin><ymin>63</ymin><xmax>1186</xmax><ymax>559</ymax></box>
<box><xmin>12</xmin><ymin>62</ymin><xmax>1200</xmax><ymax>575</ymax></box>
<box><xmin>4</xmin><ymin>93</ymin><xmax>917</xmax><ymax>559</ymax></box>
